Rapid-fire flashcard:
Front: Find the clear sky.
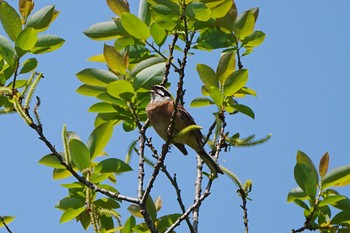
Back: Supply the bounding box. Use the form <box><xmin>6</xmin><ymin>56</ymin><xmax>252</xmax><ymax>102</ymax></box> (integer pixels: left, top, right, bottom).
<box><xmin>1</xmin><ymin>1</ymin><xmax>350</xmax><ymax>232</ymax></box>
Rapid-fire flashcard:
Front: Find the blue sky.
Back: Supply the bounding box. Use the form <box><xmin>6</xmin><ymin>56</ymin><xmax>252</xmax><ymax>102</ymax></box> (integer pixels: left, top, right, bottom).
<box><xmin>1</xmin><ymin>1</ymin><xmax>350</xmax><ymax>232</ymax></box>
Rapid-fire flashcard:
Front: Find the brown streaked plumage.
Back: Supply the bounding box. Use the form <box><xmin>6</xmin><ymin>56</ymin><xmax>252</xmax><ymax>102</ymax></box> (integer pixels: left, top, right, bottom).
<box><xmin>145</xmin><ymin>85</ymin><xmax>223</xmax><ymax>176</ymax></box>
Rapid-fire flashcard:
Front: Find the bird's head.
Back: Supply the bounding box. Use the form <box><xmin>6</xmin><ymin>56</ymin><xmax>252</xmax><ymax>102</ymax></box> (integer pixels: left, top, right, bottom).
<box><xmin>149</xmin><ymin>85</ymin><xmax>172</xmax><ymax>102</ymax></box>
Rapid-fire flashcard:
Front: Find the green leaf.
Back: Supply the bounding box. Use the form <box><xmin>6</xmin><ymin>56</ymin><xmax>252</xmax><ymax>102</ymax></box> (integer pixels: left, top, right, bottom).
<box><xmin>230</xmin><ymin>104</ymin><xmax>255</xmax><ymax>119</ymax></box>
<box><xmin>296</xmin><ymin>150</ymin><xmax>319</xmax><ymax>186</ymax></box>
<box><xmin>150</xmin><ymin>22</ymin><xmax>167</xmax><ymax>46</ymax></box>
<box><xmin>146</xmin><ymin>195</ymin><xmax>157</xmax><ymax>221</ymax></box>
<box><xmin>56</xmin><ymin>197</ymin><xmax>85</xmax><ymax>210</ymax></box>
<box><xmin>322</xmin><ymin>164</ymin><xmax>350</xmax><ymax>189</ymax></box>
<box><xmin>208</xmin><ymin>85</ymin><xmax>223</xmax><ymax>106</ymax></box>
<box><xmin>121</xmin><ymin>12</ymin><xmax>150</xmax><ymax>40</ymax></box>
<box><xmin>242</xmin><ymin>30</ymin><xmax>265</xmax><ymax>47</ymax></box>
<box><xmin>76</xmin><ymin>68</ymin><xmax>118</xmax><ymax>87</ymax></box>
<box><xmin>0</xmin><ymin>216</ymin><xmax>15</xmax><ymax>228</ymax></box>
<box><xmin>84</xmin><ymin>20</ymin><xmax>126</xmax><ymax>41</ymax></box>
<box><xmin>15</xmin><ymin>27</ymin><xmax>38</xmax><ymax>57</ymax></box>
<box><xmin>94</xmin><ymin>198</ymin><xmax>120</xmax><ymax>209</ymax></box>
<box><xmin>150</xmin><ymin>4</ymin><xmax>179</xmax><ymax>31</ymax></box>
<box><xmin>31</xmin><ymin>35</ymin><xmax>65</xmax><ymax>54</ymax></box>
<box><xmin>331</xmin><ymin>210</ymin><xmax>350</xmax><ymax>224</ymax></box>
<box><xmin>185</xmin><ymin>2</ymin><xmax>211</xmax><ymax>22</ymax></box>
<box><xmin>107</xmin><ymin>80</ymin><xmax>135</xmax><ymax>101</ymax></box>
<box><xmin>0</xmin><ymin>1</ymin><xmax>22</xmax><ymax>41</ymax></box>
<box><xmin>223</xmin><ymin>69</ymin><xmax>248</xmax><ymax>96</ymax></box>
<box><xmin>294</xmin><ymin>163</ymin><xmax>318</xmax><ymax>199</ymax></box>
<box><xmin>203</xmin><ymin>0</ymin><xmax>233</xmax><ymax>18</ymax></box>
<box><xmin>103</xmin><ymin>44</ymin><xmax>126</xmax><ymax>75</ymax></box>
<box><xmin>318</xmin><ymin>195</ymin><xmax>346</xmax><ymax>207</ymax></box>
<box><xmin>319</xmin><ymin>152</ymin><xmax>329</xmax><ymax>178</ymax></box>
<box><xmin>174</xmin><ymin>125</ymin><xmax>202</xmax><ymax>140</ymax></box>
<box><xmin>60</xmin><ymin>207</ymin><xmax>86</xmax><ymax>224</ymax></box>
<box><xmin>190</xmin><ymin>97</ymin><xmax>214</xmax><ymax>107</ymax></box>
<box><xmin>53</xmin><ymin>168</ymin><xmax>72</xmax><ymax>180</ymax></box>
<box><xmin>157</xmin><ymin>214</ymin><xmax>181</xmax><ymax>232</ymax></box>
<box><xmin>87</xmin><ymin>121</ymin><xmax>114</xmax><ymax>159</ymax></box>
<box><xmin>76</xmin><ymin>85</ymin><xmax>106</xmax><ymax>97</ymax></box>
<box><xmin>89</xmin><ymin>102</ymin><xmax>116</xmax><ymax>113</ymax></box>
<box><xmin>69</xmin><ymin>139</ymin><xmax>91</xmax><ymax>171</ymax></box>
<box><xmin>196</xmin><ymin>63</ymin><xmax>218</xmax><ymax>88</ymax></box>
<box><xmin>26</xmin><ymin>5</ymin><xmax>56</xmax><ymax>32</ymax></box>
<box><xmin>19</xmin><ymin>58</ymin><xmax>38</xmax><ymax>74</ymax></box>
<box><xmin>133</xmin><ymin>62</ymin><xmax>165</xmax><ymax>90</ymax></box>
<box><xmin>216</xmin><ymin>50</ymin><xmax>236</xmax><ymax>84</ymax></box>
<box><xmin>107</xmin><ymin>0</ymin><xmax>130</xmax><ymax>16</ymax></box>
<box><xmin>0</xmin><ymin>35</ymin><xmax>16</xmax><ymax>67</ymax></box>
<box><xmin>196</xmin><ymin>27</ymin><xmax>235</xmax><ymax>50</ymax></box>
<box><xmin>287</xmin><ymin>187</ymin><xmax>307</xmax><ymax>202</ymax></box>
<box><xmin>95</xmin><ymin>158</ymin><xmax>132</xmax><ymax>174</ymax></box>
<box><xmin>234</xmin><ymin>9</ymin><xmax>255</xmax><ymax>40</ymax></box>
<box><xmin>123</xmin><ymin>215</ymin><xmax>136</xmax><ymax>233</ymax></box>
<box><xmin>38</xmin><ymin>154</ymin><xmax>64</xmax><ymax>169</ymax></box>
<box><xmin>127</xmin><ymin>204</ymin><xmax>143</xmax><ymax>218</ymax></box>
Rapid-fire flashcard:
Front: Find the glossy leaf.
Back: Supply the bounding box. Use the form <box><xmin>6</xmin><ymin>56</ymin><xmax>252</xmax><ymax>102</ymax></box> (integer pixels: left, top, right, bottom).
<box><xmin>103</xmin><ymin>44</ymin><xmax>126</xmax><ymax>75</ymax></box>
<box><xmin>203</xmin><ymin>0</ymin><xmax>233</xmax><ymax>18</ymax></box>
<box><xmin>318</xmin><ymin>195</ymin><xmax>346</xmax><ymax>207</ymax></box>
<box><xmin>31</xmin><ymin>35</ymin><xmax>65</xmax><ymax>54</ymax></box>
<box><xmin>123</xmin><ymin>216</ymin><xmax>136</xmax><ymax>233</ymax></box>
<box><xmin>294</xmin><ymin>163</ymin><xmax>318</xmax><ymax>199</ymax></box>
<box><xmin>121</xmin><ymin>12</ymin><xmax>150</xmax><ymax>40</ymax></box>
<box><xmin>196</xmin><ymin>27</ymin><xmax>235</xmax><ymax>49</ymax></box>
<box><xmin>69</xmin><ymin>139</ymin><xmax>91</xmax><ymax>171</ymax></box>
<box><xmin>53</xmin><ymin>168</ymin><xmax>72</xmax><ymax>180</ymax></box>
<box><xmin>331</xmin><ymin>210</ymin><xmax>350</xmax><ymax>224</ymax></box>
<box><xmin>150</xmin><ymin>22</ymin><xmax>167</xmax><ymax>46</ymax></box>
<box><xmin>223</xmin><ymin>69</ymin><xmax>248</xmax><ymax>96</ymax></box>
<box><xmin>215</xmin><ymin>2</ymin><xmax>237</xmax><ymax>31</ymax></box>
<box><xmin>19</xmin><ymin>0</ymin><xmax>34</xmax><ymax>19</ymax></box>
<box><xmin>127</xmin><ymin>204</ymin><xmax>143</xmax><ymax>218</ymax></box>
<box><xmin>216</xmin><ymin>50</ymin><xmax>236</xmax><ymax>84</ymax></box>
<box><xmin>133</xmin><ymin>62</ymin><xmax>165</xmax><ymax>90</ymax></box>
<box><xmin>15</xmin><ymin>27</ymin><xmax>37</xmax><ymax>57</ymax></box>
<box><xmin>150</xmin><ymin>4</ymin><xmax>179</xmax><ymax>31</ymax></box>
<box><xmin>60</xmin><ymin>207</ymin><xmax>86</xmax><ymax>224</ymax></box>
<box><xmin>242</xmin><ymin>30</ymin><xmax>266</xmax><ymax>47</ymax></box>
<box><xmin>230</xmin><ymin>104</ymin><xmax>255</xmax><ymax>119</ymax></box>
<box><xmin>26</xmin><ymin>5</ymin><xmax>56</xmax><ymax>32</ymax></box>
<box><xmin>208</xmin><ymin>86</ymin><xmax>223</xmax><ymax>106</ymax></box>
<box><xmin>190</xmin><ymin>97</ymin><xmax>214</xmax><ymax>107</ymax></box>
<box><xmin>107</xmin><ymin>80</ymin><xmax>135</xmax><ymax>101</ymax></box>
<box><xmin>107</xmin><ymin>0</ymin><xmax>129</xmax><ymax>16</ymax></box>
<box><xmin>76</xmin><ymin>85</ymin><xmax>105</xmax><ymax>97</ymax></box>
<box><xmin>76</xmin><ymin>68</ymin><xmax>118</xmax><ymax>87</ymax></box>
<box><xmin>38</xmin><ymin>154</ymin><xmax>65</xmax><ymax>169</ymax></box>
<box><xmin>185</xmin><ymin>2</ymin><xmax>211</xmax><ymax>22</ymax></box>
<box><xmin>196</xmin><ymin>63</ymin><xmax>218</xmax><ymax>88</ymax></box>
<box><xmin>94</xmin><ymin>198</ymin><xmax>120</xmax><ymax>209</ymax></box>
<box><xmin>87</xmin><ymin>121</ymin><xmax>114</xmax><ymax>159</ymax></box>
<box><xmin>87</xmin><ymin>54</ymin><xmax>105</xmax><ymax>63</ymax></box>
<box><xmin>57</xmin><ymin>197</ymin><xmax>85</xmax><ymax>210</ymax></box>
<box><xmin>0</xmin><ymin>1</ymin><xmax>22</xmax><ymax>41</ymax></box>
<box><xmin>322</xmin><ymin>164</ymin><xmax>350</xmax><ymax>189</ymax></box>
<box><xmin>157</xmin><ymin>214</ymin><xmax>181</xmax><ymax>232</ymax></box>
<box><xmin>84</xmin><ymin>20</ymin><xmax>126</xmax><ymax>40</ymax></box>
<box><xmin>0</xmin><ymin>35</ymin><xmax>16</xmax><ymax>67</ymax></box>
<box><xmin>89</xmin><ymin>102</ymin><xmax>116</xmax><ymax>113</ymax></box>
<box><xmin>234</xmin><ymin>9</ymin><xmax>255</xmax><ymax>40</ymax></box>
<box><xmin>146</xmin><ymin>195</ymin><xmax>157</xmax><ymax>221</ymax></box>
<box><xmin>19</xmin><ymin>58</ymin><xmax>38</xmax><ymax>74</ymax></box>
<box><xmin>95</xmin><ymin>158</ymin><xmax>132</xmax><ymax>174</ymax></box>
<box><xmin>287</xmin><ymin>187</ymin><xmax>307</xmax><ymax>202</ymax></box>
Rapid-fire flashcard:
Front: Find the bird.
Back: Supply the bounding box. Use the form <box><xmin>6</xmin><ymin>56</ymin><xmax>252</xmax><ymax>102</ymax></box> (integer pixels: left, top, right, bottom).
<box><xmin>145</xmin><ymin>85</ymin><xmax>224</xmax><ymax>176</ymax></box>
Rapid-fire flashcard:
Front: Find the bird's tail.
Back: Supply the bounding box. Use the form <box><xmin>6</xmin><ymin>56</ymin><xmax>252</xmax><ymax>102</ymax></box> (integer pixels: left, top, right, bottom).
<box><xmin>197</xmin><ymin>149</ymin><xmax>224</xmax><ymax>176</ymax></box>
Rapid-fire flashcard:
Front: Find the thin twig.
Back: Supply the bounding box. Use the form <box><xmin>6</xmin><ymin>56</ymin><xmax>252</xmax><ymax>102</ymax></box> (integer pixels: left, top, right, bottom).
<box><xmin>0</xmin><ymin>216</ymin><xmax>13</xmax><ymax>233</ymax></box>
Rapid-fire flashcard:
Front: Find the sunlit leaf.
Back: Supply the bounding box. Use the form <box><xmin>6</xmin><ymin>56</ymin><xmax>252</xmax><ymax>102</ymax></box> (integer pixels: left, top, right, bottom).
<box><xmin>127</xmin><ymin>204</ymin><xmax>143</xmax><ymax>218</ymax></box>
<box><xmin>123</xmin><ymin>215</ymin><xmax>136</xmax><ymax>233</ymax></box>
<box><xmin>69</xmin><ymin>139</ymin><xmax>91</xmax><ymax>171</ymax></box>
<box><xmin>287</xmin><ymin>187</ymin><xmax>307</xmax><ymax>202</ymax></box>
<box><xmin>230</xmin><ymin>104</ymin><xmax>255</xmax><ymax>119</ymax></box>
<box><xmin>150</xmin><ymin>22</ymin><xmax>167</xmax><ymax>46</ymax></box>
<box><xmin>0</xmin><ymin>216</ymin><xmax>15</xmax><ymax>228</ymax></box>
<box><xmin>121</xmin><ymin>12</ymin><xmax>150</xmax><ymax>40</ymax></box>
<box><xmin>76</xmin><ymin>85</ymin><xmax>106</xmax><ymax>97</ymax></box>
<box><xmin>0</xmin><ymin>35</ymin><xmax>16</xmax><ymax>67</ymax></box>
<box><xmin>15</xmin><ymin>27</ymin><xmax>37</xmax><ymax>57</ymax></box>
<box><xmin>294</xmin><ymin>163</ymin><xmax>318</xmax><ymax>199</ymax></box>
<box><xmin>84</xmin><ymin>20</ymin><xmax>126</xmax><ymax>41</ymax></box>
<box><xmin>19</xmin><ymin>0</ymin><xmax>34</xmax><ymax>19</ymax></box>
<box><xmin>133</xmin><ymin>62</ymin><xmax>165</xmax><ymax>90</ymax></box>
<box><xmin>242</xmin><ymin>30</ymin><xmax>265</xmax><ymax>47</ymax></box>
<box><xmin>26</xmin><ymin>5</ymin><xmax>56</xmax><ymax>32</ymax></box>
<box><xmin>31</xmin><ymin>35</ymin><xmax>65</xmax><ymax>54</ymax></box>
<box><xmin>38</xmin><ymin>153</ymin><xmax>64</xmax><ymax>169</ymax></box>
<box><xmin>87</xmin><ymin>121</ymin><xmax>114</xmax><ymax>159</ymax></box>
<box><xmin>190</xmin><ymin>97</ymin><xmax>214</xmax><ymax>107</ymax></box>
<box><xmin>60</xmin><ymin>207</ymin><xmax>86</xmax><ymax>224</ymax></box>
<box><xmin>56</xmin><ymin>197</ymin><xmax>85</xmax><ymax>210</ymax></box>
<box><xmin>150</xmin><ymin>4</ymin><xmax>179</xmax><ymax>31</ymax></box>
<box><xmin>234</xmin><ymin>9</ymin><xmax>255</xmax><ymax>40</ymax></box>
<box><xmin>19</xmin><ymin>58</ymin><xmax>38</xmax><ymax>74</ymax></box>
<box><xmin>208</xmin><ymin>85</ymin><xmax>223</xmax><ymax>106</ymax></box>
<box><xmin>203</xmin><ymin>0</ymin><xmax>233</xmax><ymax>18</ymax></box>
<box><xmin>196</xmin><ymin>27</ymin><xmax>235</xmax><ymax>49</ymax></box>
<box><xmin>157</xmin><ymin>214</ymin><xmax>181</xmax><ymax>232</ymax></box>
<box><xmin>95</xmin><ymin>158</ymin><xmax>132</xmax><ymax>174</ymax></box>
<box><xmin>318</xmin><ymin>195</ymin><xmax>346</xmax><ymax>207</ymax></box>
<box><xmin>103</xmin><ymin>44</ymin><xmax>126</xmax><ymax>75</ymax></box>
<box><xmin>0</xmin><ymin>1</ymin><xmax>22</xmax><ymax>41</ymax></box>
<box><xmin>331</xmin><ymin>210</ymin><xmax>350</xmax><ymax>224</ymax></box>
<box><xmin>53</xmin><ymin>168</ymin><xmax>72</xmax><ymax>180</ymax></box>
<box><xmin>216</xmin><ymin>50</ymin><xmax>236</xmax><ymax>84</ymax></box>
<box><xmin>89</xmin><ymin>102</ymin><xmax>116</xmax><ymax>113</ymax></box>
<box><xmin>223</xmin><ymin>69</ymin><xmax>248</xmax><ymax>96</ymax></box>
<box><xmin>185</xmin><ymin>2</ymin><xmax>211</xmax><ymax>22</ymax></box>
<box><xmin>196</xmin><ymin>63</ymin><xmax>218</xmax><ymax>88</ymax></box>
<box><xmin>107</xmin><ymin>0</ymin><xmax>130</xmax><ymax>16</ymax></box>
<box><xmin>76</xmin><ymin>68</ymin><xmax>118</xmax><ymax>87</ymax></box>
<box><xmin>107</xmin><ymin>80</ymin><xmax>135</xmax><ymax>101</ymax></box>
<box><xmin>322</xmin><ymin>164</ymin><xmax>350</xmax><ymax>189</ymax></box>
